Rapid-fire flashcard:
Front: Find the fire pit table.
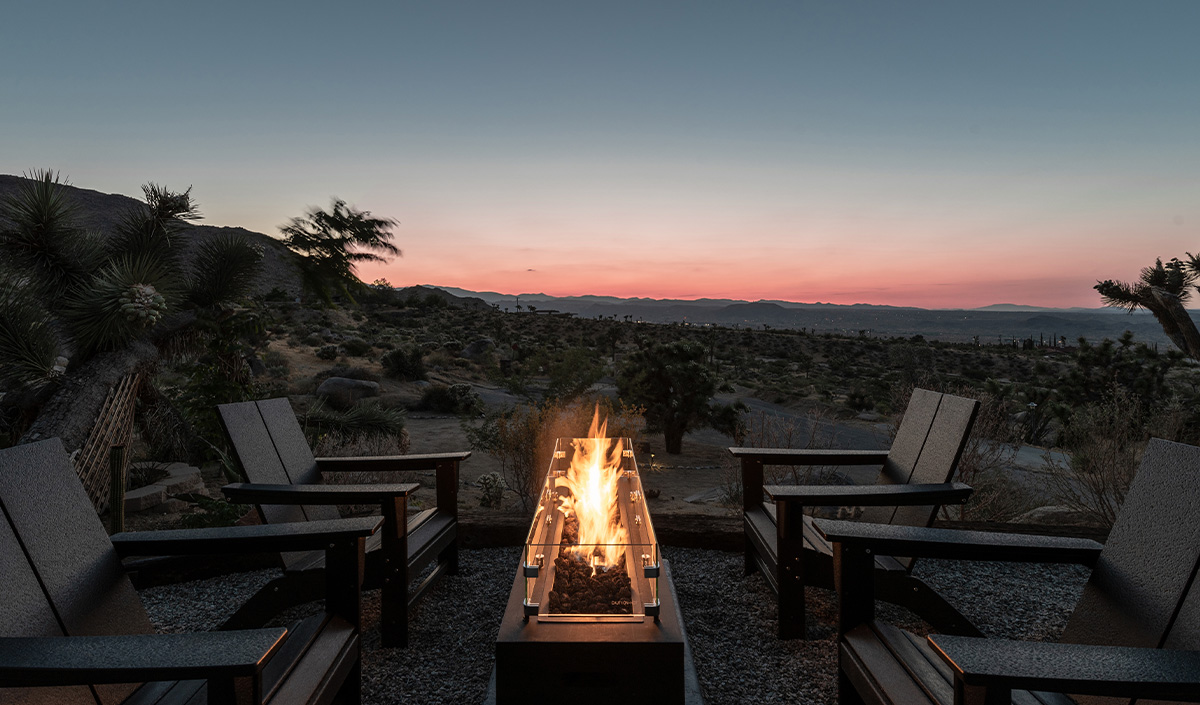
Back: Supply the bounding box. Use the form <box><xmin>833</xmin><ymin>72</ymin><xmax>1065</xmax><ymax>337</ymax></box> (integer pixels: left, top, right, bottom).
<box><xmin>492</xmin><ymin>424</ymin><xmax>700</xmax><ymax>704</ymax></box>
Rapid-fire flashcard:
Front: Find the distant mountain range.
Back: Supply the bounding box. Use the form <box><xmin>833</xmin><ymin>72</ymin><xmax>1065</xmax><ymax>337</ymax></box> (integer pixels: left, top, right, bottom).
<box><xmin>428</xmin><ymin>286</ymin><xmax>1192</xmax><ymax>347</ymax></box>
<box><xmin>2</xmin><ymin>173</ymin><xmax>1189</xmax><ymax>349</ymax></box>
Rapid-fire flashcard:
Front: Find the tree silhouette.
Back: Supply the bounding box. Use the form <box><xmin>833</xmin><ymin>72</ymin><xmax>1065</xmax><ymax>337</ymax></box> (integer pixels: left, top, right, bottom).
<box><xmin>616</xmin><ymin>339</ymin><xmax>719</xmax><ymax>454</ymax></box>
<box><xmin>279</xmin><ymin>198</ymin><xmax>399</xmax><ymax>305</ymax></box>
<box><xmin>1095</xmin><ymin>255</ymin><xmax>1200</xmax><ymax>360</ymax></box>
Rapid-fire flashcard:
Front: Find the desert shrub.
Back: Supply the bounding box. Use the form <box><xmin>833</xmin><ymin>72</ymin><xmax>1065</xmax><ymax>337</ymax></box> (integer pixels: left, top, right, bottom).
<box><xmin>381</xmin><ymin>347</ymin><xmax>427</xmax><ymax>381</ymax></box>
<box><xmin>1042</xmin><ymin>385</ymin><xmax>1147</xmax><ymax>528</ymax></box>
<box><xmin>171</xmin><ymin>357</ymin><xmax>258</xmax><ymax>455</ymax></box>
<box><xmin>418</xmin><ymin>383</ymin><xmax>484</xmax><ymax>415</ymax></box>
<box><xmin>316</xmin><ymin>344</ymin><xmax>338</xmax><ymax>360</ymax></box>
<box><xmin>312</xmin><ymin>429</ymin><xmax>410</xmax><ymax>458</ymax></box>
<box><xmin>935</xmin><ymin>387</ymin><xmax>1034</xmax><ymax>522</ymax></box>
<box><xmin>719</xmin><ymin>407</ymin><xmax>840</xmax><ymax>506</ymax></box>
<box><xmin>263</xmin><ymin>349</ymin><xmax>290</xmax><ymax>378</ymax></box>
<box><xmin>313</xmin><ymin>364</ymin><xmax>380</xmax><ymax>383</ymax></box>
<box><xmin>302</xmin><ymin>332</ymin><xmax>323</xmax><ymax>346</ymax></box>
<box><xmin>128</xmin><ymin>462</ymin><xmax>168</xmax><ymax>491</ymax></box>
<box><xmin>302</xmin><ymin>401</ymin><xmax>407</xmax><ymax>448</ymax></box>
<box><xmin>542</xmin><ymin>346</ymin><xmax>605</xmax><ymax>402</ymax></box>
<box><xmin>425</xmin><ymin>348</ymin><xmax>455</xmax><ymax>369</ymax></box>
<box><xmin>464</xmin><ymin>396</ymin><xmax>643</xmax><ymax>511</ymax></box>
<box><xmin>477</xmin><ymin>471</ymin><xmax>507</xmax><ymax>508</ymax></box>
<box><xmin>341</xmin><ymin>337</ymin><xmax>372</xmax><ymax>356</ymax></box>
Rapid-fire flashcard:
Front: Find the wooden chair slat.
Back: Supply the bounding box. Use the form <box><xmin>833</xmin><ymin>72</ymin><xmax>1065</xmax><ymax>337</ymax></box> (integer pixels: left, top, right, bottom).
<box><xmin>861</xmin><ymin>388</ymin><xmax>941</xmax><ymax>524</ymax></box>
<box><xmin>218</xmin><ymin>401</ymin><xmax>309</xmax><ymax>527</ymax></box>
<box><xmin>892</xmin><ymin>393</ymin><xmax>979</xmax><ymax>528</ymax></box>
<box><xmin>0</xmin><ymin>440</ymin><xmax>152</xmax><ymax>641</ymax></box>
<box><xmin>0</xmin><ymin>501</ymin><xmax>96</xmax><ymax>705</ymax></box>
<box><xmin>1062</xmin><ymin>439</ymin><xmax>1200</xmax><ymax>649</ymax></box>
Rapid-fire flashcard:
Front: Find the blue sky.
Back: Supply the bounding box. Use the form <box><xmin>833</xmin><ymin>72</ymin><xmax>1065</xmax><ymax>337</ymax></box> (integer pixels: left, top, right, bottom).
<box><xmin>3</xmin><ymin>1</ymin><xmax>1197</xmax><ymax>307</ymax></box>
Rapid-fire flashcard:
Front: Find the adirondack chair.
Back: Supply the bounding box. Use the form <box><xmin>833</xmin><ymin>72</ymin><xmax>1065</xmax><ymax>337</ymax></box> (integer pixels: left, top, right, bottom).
<box><xmin>217</xmin><ymin>397</ymin><xmax>469</xmax><ymax>648</ymax></box>
<box><xmin>730</xmin><ymin>388</ymin><xmax>981</xmax><ymax>639</ymax></box>
<box><xmin>817</xmin><ymin>437</ymin><xmax>1200</xmax><ymax>705</ymax></box>
<box><xmin>0</xmin><ymin>437</ymin><xmax>377</xmax><ymax>705</ymax></box>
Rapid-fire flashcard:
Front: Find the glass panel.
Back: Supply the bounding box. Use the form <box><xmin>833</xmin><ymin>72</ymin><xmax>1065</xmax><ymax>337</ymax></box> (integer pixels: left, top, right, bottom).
<box><xmin>522</xmin><ymin>437</ymin><xmax>660</xmax><ymax>622</ymax></box>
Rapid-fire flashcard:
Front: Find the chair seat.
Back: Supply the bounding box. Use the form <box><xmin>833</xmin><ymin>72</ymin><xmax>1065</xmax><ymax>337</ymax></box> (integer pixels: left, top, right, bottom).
<box><xmin>842</xmin><ymin>622</ymin><xmax>1076</xmax><ymax>705</ymax></box>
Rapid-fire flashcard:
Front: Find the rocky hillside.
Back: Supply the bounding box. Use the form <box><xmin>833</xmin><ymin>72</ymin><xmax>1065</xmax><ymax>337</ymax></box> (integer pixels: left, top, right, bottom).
<box><xmin>0</xmin><ymin>174</ymin><xmax>302</xmax><ymax>298</ymax></box>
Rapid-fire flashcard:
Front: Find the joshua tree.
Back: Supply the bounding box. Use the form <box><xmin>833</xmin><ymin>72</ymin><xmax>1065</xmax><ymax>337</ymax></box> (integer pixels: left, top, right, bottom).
<box><xmin>1095</xmin><ymin>255</ymin><xmax>1200</xmax><ymax>360</ymax></box>
<box><xmin>279</xmin><ymin>198</ymin><xmax>399</xmax><ymax>305</ymax></box>
<box><xmin>616</xmin><ymin>339</ymin><xmax>720</xmax><ymax>454</ymax></box>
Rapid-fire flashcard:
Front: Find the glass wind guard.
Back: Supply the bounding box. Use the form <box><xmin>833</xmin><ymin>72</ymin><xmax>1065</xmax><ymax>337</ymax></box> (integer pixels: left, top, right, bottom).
<box><xmin>523</xmin><ymin>437</ymin><xmax>660</xmax><ymax>622</ymax></box>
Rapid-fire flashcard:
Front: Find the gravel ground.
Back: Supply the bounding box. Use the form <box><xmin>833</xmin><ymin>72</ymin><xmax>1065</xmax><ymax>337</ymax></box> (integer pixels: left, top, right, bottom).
<box><xmin>139</xmin><ymin>548</ymin><xmax>1090</xmax><ymax>705</ymax></box>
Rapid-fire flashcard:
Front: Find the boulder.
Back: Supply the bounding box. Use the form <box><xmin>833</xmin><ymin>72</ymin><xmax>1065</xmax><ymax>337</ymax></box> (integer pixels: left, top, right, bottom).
<box><xmin>316</xmin><ymin>376</ymin><xmax>381</xmax><ymax>402</ymax></box>
<box><xmin>157</xmin><ymin>471</ymin><xmax>205</xmax><ymax>495</ymax></box>
<box><xmin>461</xmin><ymin>338</ymin><xmax>496</xmax><ymax>360</ymax></box>
<box><xmin>125</xmin><ymin>485</ymin><xmax>167</xmax><ymax>512</ymax></box>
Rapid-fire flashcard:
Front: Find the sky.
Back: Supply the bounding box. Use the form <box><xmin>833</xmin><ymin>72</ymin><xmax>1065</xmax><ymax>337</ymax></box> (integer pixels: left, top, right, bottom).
<box><xmin>3</xmin><ymin>1</ymin><xmax>1198</xmax><ymax>309</ymax></box>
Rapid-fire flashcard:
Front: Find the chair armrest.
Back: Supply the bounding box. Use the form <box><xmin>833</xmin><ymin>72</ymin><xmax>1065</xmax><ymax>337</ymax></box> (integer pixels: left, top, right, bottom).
<box><xmin>813</xmin><ymin>519</ymin><xmax>1103</xmax><ymax>564</ymax></box>
<box><xmin>928</xmin><ymin>635</ymin><xmax>1200</xmax><ymax>701</ymax></box>
<box><xmin>765</xmin><ymin>482</ymin><xmax>972</xmax><ymax>507</ymax></box>
<box><xmin>729</xmin><ymin>447</ymin><xmax>889</xmax><ymax>466</ymax></box>
<box><xmin>110</xmin><ymin>516</ymin><xmax>382</xmax><ymax>557</ymax></box>
<box><xmin>222</xmin><ymin>482</ymin><xmax>418</xmax><ymax>504</ymax></box>
<box><xmin>315</xmin><ymin>451</ymin><xmax>470</xmax><ymax>473</ymax></box>
<box><xmin>0</xmin><ymin>628</ymin><xmax>286</xmax><ymax>686</ymax></box>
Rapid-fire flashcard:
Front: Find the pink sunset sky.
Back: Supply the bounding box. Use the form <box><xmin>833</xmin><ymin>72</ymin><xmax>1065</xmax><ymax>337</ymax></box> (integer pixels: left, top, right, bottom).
<box><xmin>6</xmin><ymin>2</ymin><xmax>1198</xmax><ymax>310</ymax></box>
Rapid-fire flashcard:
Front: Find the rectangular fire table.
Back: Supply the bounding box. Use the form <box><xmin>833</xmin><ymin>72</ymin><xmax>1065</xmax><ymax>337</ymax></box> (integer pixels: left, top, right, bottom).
<box><xmin>492</xmin><ymin>435</ymin><xmax>698</xmax><ymax>704</ymax></box>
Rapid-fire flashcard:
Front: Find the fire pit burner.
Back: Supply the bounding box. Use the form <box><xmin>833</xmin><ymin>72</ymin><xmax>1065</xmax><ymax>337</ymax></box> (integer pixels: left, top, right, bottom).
<box><xmin>522</xmin><ymin>434</ymin><xmax>659</xmax><ymax>622</ymax></box>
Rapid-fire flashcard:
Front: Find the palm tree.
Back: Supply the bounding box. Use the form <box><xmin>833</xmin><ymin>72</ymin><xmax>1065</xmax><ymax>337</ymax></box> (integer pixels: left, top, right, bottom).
<box><xmin>1095</xmin><ymin>255</ymin><xmax>1200</xmax><ymax>360</ymax></box>
<box><xmin>279</xmin><ymin>198</ymin><xmax>399</xmax><ymax>305</ymax></box>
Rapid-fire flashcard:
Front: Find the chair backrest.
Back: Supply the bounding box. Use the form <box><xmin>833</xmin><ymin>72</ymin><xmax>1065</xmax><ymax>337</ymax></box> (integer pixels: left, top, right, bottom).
<box><xmin>0</xmin><ymin>439</ymin><xmax>154</xmax><ymax>704</ymax></box>
<box><xmin>859</xmin><ymin>389</ymin><xmax>980</xmax><ymax>527</ymax></box>
<box><xmin>1061</xmin><ymin>439</ymin><xmax>1200</xmax><ymax>651</ymax></box>
<box><xmin>218</xmin><ymin>398</ymin><xmax>340</xmax><ymax>526</ymax></box>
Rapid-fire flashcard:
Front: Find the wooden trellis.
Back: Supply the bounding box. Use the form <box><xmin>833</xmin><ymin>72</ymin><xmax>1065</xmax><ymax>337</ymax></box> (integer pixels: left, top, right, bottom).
<box><xmin>75</xmin><ymin>372</ymin><xmax>141</xmax><ymax>512</ymax></box>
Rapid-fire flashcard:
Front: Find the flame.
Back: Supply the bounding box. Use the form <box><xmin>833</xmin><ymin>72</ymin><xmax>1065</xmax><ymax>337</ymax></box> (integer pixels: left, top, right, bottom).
<box><xmin>557</xmin><ymin>405</ymin><xmax>627</xmax><ymax>573</ymax></box>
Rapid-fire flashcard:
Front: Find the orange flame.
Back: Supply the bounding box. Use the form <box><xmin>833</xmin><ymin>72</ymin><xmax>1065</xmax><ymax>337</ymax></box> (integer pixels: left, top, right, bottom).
<box><xmin>557</xmin><ymin>405</ymin><xmax>627</xmax><ymax>573</ymax></box>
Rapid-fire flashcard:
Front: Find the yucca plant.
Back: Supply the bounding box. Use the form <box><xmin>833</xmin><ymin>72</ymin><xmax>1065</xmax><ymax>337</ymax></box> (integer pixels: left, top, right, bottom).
<box><xmin>60</xmin><ymin>254</ymin><xmax>181</xmax><ymax>356</ymax></box>
<box><xmin>187</xmin><ymin>234</ymin><xmax>265</xmax><ymax>308</ymax></box>
<box><xmin>1096</xmin><ymin>256</ymin><xmax>1200</xmax><ymax>360</ymax></box>
<box><xmin>0</xmin><ymin>285</ymin><xmax>61</xmax><ymax>391</ymax></box>
<box><xmin>0</xmin><ymin>169</ymin><xmax>103</xmax><ymax>303</ymax></box>
<box><xmin>303</xmin><ymin>400</ymin><xmax>407</xmax><ymax>441</ymax></box>
<box><xmin>105</xmin><ymin>183</ymin><xmax>200</xmax><ymax>271</ymax></box>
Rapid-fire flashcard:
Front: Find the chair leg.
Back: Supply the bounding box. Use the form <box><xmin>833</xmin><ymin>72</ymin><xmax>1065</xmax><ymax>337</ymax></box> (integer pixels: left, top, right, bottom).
<box><xmin>380</xmin><ymin>557</ymin><xmax>410</xmax><ymax>648</ymax></box>
<box><xmin>777</xmin><ymin>542</ymin><xmax>805</xmax><ymax>639</ymax></box>
<box><xmin>443</xmin><ymin>541</ymin><xmax>459</xmax><ymax>576</ymax></box>
<box><xmin>744</xmin><ymin>534</ymin><xmax>758</xmax><ymax>576</ymax></box>
<box><xmin>838</xmin><ymin>669</ymin><xmax>867</xmax><ymax>705</ymax></box>
<box><xmin>335</xmin><ymin>658</ymin><xmax>362</xmax><ymax>705</ymax></box>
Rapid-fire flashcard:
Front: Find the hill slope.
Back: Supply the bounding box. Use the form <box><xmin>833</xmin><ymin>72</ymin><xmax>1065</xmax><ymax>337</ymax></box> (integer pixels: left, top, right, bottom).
<box><xmin>0</xmin><ymin>175</ymin><xmax>302</xmax><ymax>297</ymax></box>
